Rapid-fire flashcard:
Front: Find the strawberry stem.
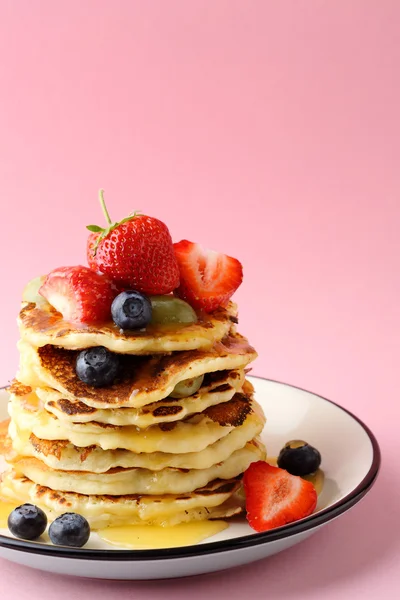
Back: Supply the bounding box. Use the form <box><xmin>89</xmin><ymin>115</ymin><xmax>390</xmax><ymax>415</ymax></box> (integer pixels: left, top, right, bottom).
<box><xmin>87</xmin><ymin>191</ymin><xmax>142</xmax><ymax>257</ymax></box>
<box><xmin>99</xmin><ymin>189</ymin><xmax>112</xmax><ymax>225</ymax></box>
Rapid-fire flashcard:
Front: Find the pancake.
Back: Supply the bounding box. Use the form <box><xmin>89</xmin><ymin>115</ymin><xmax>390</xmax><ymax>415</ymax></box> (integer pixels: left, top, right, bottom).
<box><xmin>39</xmin><ymin>369</ymin><xmax>246</xmax><ymax>427</ymax></box>
<box><xmin>0</xmin><ymin>419</ymin><xmax>9</xmax><ymax>455</ymax></box>
<box><xmin>17</xmin><ymin>333</ymin><xmax>257</xmax><ymax>408</ymax></box>
<box><xmin>9</xmin><ymin>390</ymin><xmax>262</xmax><ymax>454</ymax></box>
<box><xmin>10</xmin><ymin>418</ymin><xmax>265</xmax><ymax>472</ymax></box>
<box><xmin>18</xmin><ymin>300</ymin><xmax>238</xmax><ymax>354</ymax></box>
<box><xmin>1</xmin><ymin>469</ymin><xmax>244</xmax><ymax>528</ymax></box>
<box><xmin>10</xmin><ymin>440</ymin><xmax>265</xmax><ymax>496</ymax></box>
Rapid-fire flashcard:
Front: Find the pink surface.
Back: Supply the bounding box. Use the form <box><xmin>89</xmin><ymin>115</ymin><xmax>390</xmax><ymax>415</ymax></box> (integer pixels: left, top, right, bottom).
<box><xmin>0</xmin><ymin>0</ymin><xmax>398</xmax><ymax>597</ymax></box>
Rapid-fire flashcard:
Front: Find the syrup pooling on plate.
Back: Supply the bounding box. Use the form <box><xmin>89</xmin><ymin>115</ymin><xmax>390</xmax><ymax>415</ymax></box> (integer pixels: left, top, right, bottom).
<box><xmin>97</xmin><ymin>521</ymin><xmax>228</xmax><ymax>549</ymax></box>
<box><xmin>303</xmin><ymin>469</ymin><xmax>325</xmax><ymax>496</ymax></box>
<box><xmin>0</xmin><ymin>502</ymin><xmax>20</xmax><ymax>528</ymax></box>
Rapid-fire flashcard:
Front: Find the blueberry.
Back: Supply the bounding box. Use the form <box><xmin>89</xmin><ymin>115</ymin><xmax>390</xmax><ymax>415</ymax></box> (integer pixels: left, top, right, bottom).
<box><xmin>277</xmin><ymin>440</ymin><xmax>321</xmax><ymax>476</ymax></box>
<box><xmin>76</xmin><ymin>346</ymin><xmax>120</xmax><ymax>387</ymax></box>
<box><xmin>8</xmin><ymin>504</ymin><xmax>47</xmax><ymax>540</ymax></box>
<box><xmin>49</xmin><ymin>513</ymin><xmax>90</xmax><ymax>548</ymax></box>
<box><xmin>111</xmin><ymin>291</ymin><xmax>152</xmax><ymax>330</ymax></box>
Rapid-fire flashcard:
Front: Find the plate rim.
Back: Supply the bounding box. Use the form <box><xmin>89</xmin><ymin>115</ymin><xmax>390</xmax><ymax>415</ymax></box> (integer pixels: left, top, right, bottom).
<box><xmin>0</xmin><ymin>376</ymin><xmax>381</xmax><ymax>562</ymax></box>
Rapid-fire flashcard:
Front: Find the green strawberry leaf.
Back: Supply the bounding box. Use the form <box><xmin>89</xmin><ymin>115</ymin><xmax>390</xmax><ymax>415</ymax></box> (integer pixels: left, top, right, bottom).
<box><xmin>87</xmin><ymin>190</ymin><xmax>142</xmax><ymax>256</ymax></box>
<box><xmin>86</xmin><ymin>225</ymin><xmax>104</xmax><ymax>232</ymax></box>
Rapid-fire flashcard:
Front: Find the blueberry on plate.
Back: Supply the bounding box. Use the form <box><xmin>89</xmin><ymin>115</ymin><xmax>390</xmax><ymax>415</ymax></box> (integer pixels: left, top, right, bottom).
<box><xmin>8</xmin><ymin>504</ymin><xmax>47</xmax><ymax>540</ymax></box>
<box><xmin>76</xmin><ymin>346</ymin><xmax>120</xmax><ymax>387</ymax></box>
<box><xmin>277</xmin><ymin>440</ymin><xmax>321</xmax><ymax>476</ymax></box>
<box><xmin>111</xmin><ymin>290</ymin><xmax>152</xmax><ymax>330</ymax></box>
<box><xmin>49</xmin><ymin>513</ymin><xmax>90</xmax><ymax>548</ymax></box>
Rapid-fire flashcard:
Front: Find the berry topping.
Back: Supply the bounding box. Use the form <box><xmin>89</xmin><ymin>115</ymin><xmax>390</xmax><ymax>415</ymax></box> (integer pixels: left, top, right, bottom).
<box><xmin>277</xmin><ymin>440</ymin><xmax>322</xmax><ymax>476</ymax></box>
<box><xmin>150</xmin><ymin>295</ymin><xmax>197</xmax><ymax>325</ymax></box>
<box><xmin>243</xmin><ymin>461</ymin><xmax>317</xmax><ymax>532</ymax></box>
<box><xmin>8</xmin><ymin>504</ymin><xmax>47</xmax><ymax>540</ymax></box>
<box><xmin>22</xmin><ymin>275</ymin><xmax>48</xmax><ymax>308</ymax></box>
<box><xmin>169</xmin><ymin>375</ymin><xmax>204</xmax><ymax>398</ymax></box>
<box><xmin>39</xmin><ymin>266</ymin><xmax>116</xmax><ymax>325</ymax></box>
<box><xmin>111</xmin><ymin>290</ymin><xmax>152</xmax><ymax>330</ymax></box>
<box><xmin>86</xmin><ymin>190</ymin><xmax>179</xmax><ymax>295</ymax></box>
<box><xmin>75</xmin><ymin>347</ymin><xmax>120</xmax><ymax>387</ymax></box>
<box><xmin>173</xmin><ymin>240</ymin><xmax>243</xmax><ymax>313</ymax></box>
<box><xmin>48</xmin><ymin>513</ymin><xmax>90</xmax><ymax>547</ymax></box>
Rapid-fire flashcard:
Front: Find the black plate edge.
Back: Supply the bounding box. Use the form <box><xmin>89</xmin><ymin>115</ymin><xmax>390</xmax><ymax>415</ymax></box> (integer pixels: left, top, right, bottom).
<box><xmin>0</xmin><ymin>377</ymin><xmax>381</xmax><ymax>561</ymax></box>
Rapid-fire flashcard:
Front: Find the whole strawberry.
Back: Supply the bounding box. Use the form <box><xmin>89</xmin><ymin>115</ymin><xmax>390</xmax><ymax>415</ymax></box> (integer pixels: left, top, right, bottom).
<box><xmin>87</xmin><ymin>190</ymin><xmax>180</xmax><ymax>295</ymax></box>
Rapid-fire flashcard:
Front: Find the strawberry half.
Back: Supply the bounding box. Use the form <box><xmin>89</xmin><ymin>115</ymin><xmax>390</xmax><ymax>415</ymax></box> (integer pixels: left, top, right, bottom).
<box><xmin>173</xmin><ymin>240</ymin><xmax>243</xmax><ymax>313</ymax></box>
<box><xmin>86</xmin><ymin>190</ymin><xmax>180</xmax><ymax>295</ymax></box>
<box><xmin>243</xmin><ymin>461</ymin><xmax>317</xmax><ymax>532</ymax></box>
<box><xmin>39</xmin><ymin>266</ymin><xmax>117</xmax><ymax>325</ymax></box>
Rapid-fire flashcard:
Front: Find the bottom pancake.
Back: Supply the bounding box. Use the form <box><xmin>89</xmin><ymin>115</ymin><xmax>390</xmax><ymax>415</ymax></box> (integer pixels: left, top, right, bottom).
<box><xmin>10</xmin><ymin>439</ymin><xmax>265</xmax><ymax>496</ymax></box>
<box><xmin>0</xmin><ymin>469</ymin><xmax>244</xmax><ymax>528</ymax></box>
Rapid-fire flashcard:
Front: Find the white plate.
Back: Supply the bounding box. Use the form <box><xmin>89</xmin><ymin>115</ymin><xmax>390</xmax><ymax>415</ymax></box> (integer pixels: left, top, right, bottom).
<box><xmin>0</xmin><ymin>376</ymin><xmax>380</xmax><ymax>580</ymax></box>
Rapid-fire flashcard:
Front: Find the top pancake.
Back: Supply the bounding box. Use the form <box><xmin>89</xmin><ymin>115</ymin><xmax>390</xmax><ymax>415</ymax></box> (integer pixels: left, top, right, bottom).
<box><xmin>18</xmin><ymin>300</ymin><xmax>238</xmax><ymax>354</ymax></box>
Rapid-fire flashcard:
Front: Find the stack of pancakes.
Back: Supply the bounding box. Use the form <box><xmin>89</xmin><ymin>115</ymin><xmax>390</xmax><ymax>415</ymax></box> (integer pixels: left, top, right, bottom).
<box><xmin>1</xmin><ymin>300</ymin><xmax>266</xmax><ymax>528</ymax></box>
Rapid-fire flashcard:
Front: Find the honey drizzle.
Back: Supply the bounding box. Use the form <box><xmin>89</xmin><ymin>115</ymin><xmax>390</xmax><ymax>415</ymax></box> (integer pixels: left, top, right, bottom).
<box><xmin>97</xmin><ymin>520</ymin><xmax>228</xmax><ymax>550</ymax></box>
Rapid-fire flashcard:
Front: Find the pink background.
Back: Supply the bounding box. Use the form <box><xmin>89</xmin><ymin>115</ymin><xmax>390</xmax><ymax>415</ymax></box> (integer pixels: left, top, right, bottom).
<box><xmin>0</xmin><ymin>0</ymin><xmax>399</xmax><ymax>597</ymax></box>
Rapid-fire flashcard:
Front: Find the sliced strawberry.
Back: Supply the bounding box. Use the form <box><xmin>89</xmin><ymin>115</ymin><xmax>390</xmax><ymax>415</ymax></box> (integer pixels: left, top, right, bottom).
<box><xmin>173</xmin><ymin>240</ymin><xmax>243</xmax><ymax>313</ymax></box>
<box><xmin>39</xmin><ymin>266</ymin><xmax>117</xmax><ymax>325</ymax></box>
<box><xmin>243</xmin><ymin>461</ymin><xmax>317</xmax><ymax>532</ymax></box>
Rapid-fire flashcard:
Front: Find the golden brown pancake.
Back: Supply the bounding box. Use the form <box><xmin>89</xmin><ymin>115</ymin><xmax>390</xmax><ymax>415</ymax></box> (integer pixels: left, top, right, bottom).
<box><xmin>7</xmin><ymin>381</ymin><xmax>33</xmax><ymax>397</ymax></box>
<box><xmin>18</xmin><ymin>333</ymin><xmax>257</xmax><ymax>408</ymax></box>
<box><xmin>1</xmin><ymin>469</ymin><xmax>244</xmax><ymax>527</ymax></box>
<box><xmin>10</xmin><ymin>440</ymin><xmax>265</xmax><ymax>496</ymax></box>
<box><xmin>40</xmin><ymin>369</ymin><xmax>246</xmax><ymax>427</ymax></box>
<box><xmin>11</xmin><ymin>423</ymin><xmax>265</xmax><ymax>472</ymax></box>
<box><xmin>18</xmin><ymin>300</ymin><xmax>238</xmax><ymax>354</ymax></box>
<box><xmin>9</xmin><ymin>389</ymin><xmax>262</xmax><ymax>454</ymax></box>
<box><xmin>0</xmin><ymin>419</ymin><xmax>10</xmax><ymax>456</ymax></box>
